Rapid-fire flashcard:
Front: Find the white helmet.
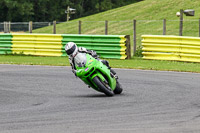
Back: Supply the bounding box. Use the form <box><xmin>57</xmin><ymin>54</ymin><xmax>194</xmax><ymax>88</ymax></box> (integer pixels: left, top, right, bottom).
<box><xmin>65</xmin><ymin>42</ymin><xmax>78</xmax><ymax>57</ymax></box>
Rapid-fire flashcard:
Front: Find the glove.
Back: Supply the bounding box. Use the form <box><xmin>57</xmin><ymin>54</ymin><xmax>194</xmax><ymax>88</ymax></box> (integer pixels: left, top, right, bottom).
<box><xmin>91</xmin><ymin>51</ymin><xmax>99</xmax><ymax>59</ymax></box>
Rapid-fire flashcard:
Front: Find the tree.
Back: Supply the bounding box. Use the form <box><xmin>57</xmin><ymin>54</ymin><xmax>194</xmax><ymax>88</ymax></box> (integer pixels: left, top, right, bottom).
<box><xmin>1</xmin><ymin>0</ymin><xmax>33</xmax><ymax>21</ymax></box>
<box><xmin>0</xmin><ymin>0</ymin><xmax>142</xmax><ymax>22</ymax></box>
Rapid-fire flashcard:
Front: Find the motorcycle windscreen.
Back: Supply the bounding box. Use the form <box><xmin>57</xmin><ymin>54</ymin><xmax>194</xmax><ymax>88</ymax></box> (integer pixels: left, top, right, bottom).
<box><xmin>74</xmin><ymin>53</ymin><xmax>87</xmax><ymax>67</ymax></box>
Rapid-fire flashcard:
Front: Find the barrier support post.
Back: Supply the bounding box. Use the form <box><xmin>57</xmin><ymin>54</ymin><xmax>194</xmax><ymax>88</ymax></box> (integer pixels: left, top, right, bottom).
<box><xmin>163</xmin><ymin>19</ymin><xmax>166</xmax><ymax>35</ymax></box>
<box><xmin>4</xmin><ymin>21</ymin><xmax>7</xmax><ymax>33</ymax></box>
<box><xmin>133</xmin><ymin>19</ymin><xmax>136</xmax><ymax>56</ymax></box>
<box><xmin>125</xmin><ymin>35</ymin><xmax>131</xmax><ymax>59</ymax></box>
<box><xmin>179</xmin><ymin>9</ymin><xmax>183</xmax><ymax>36</ymax></box>
<box><xmin>53</xmin><ymin>21</ymin><xmax>56</xmax><ymax>34</ymax></box>
<box><xmin>199</xmin><ymin>18</ymin><xmax>200</xmax><ymax>37</ymax></box>
<box><xmin>105</xmin><ymin>20</ymin><xmax>108</xmax><ymax>35</ymax></box>
<box><xmin>8</xmin><ymin>21</ymin><xmax>11</xmax><ymax>33</ymax></box>
<box><xmin>29</xmin><ymin>21</ymin><xmax>32</xmax><ymax>33</ymax></box>
<box><xmin>79</xmin><ymin>20</ymin><xmax>81</xmax><ymax>34</ymax></box>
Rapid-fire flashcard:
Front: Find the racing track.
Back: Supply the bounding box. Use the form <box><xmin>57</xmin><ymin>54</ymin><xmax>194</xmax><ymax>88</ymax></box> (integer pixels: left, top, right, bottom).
<box><xmin>0</xmin><ymin>64</ymin><xmax>200</xmax><ymax>133</ymax></box>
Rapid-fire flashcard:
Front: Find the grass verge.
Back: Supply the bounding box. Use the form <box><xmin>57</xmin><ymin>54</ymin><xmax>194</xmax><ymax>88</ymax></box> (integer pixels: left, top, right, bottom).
<box><xmin>0</xmin><ymin>55</ymin><xmax>200</xmax><ymax>73</ymax></box>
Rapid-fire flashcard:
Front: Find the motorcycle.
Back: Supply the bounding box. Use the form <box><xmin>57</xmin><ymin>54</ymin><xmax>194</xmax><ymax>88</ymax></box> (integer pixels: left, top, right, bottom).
<box><xmin>73</xmin><ymin>52</ymin><xmax>123</xmax><ymax>96</ymax></box>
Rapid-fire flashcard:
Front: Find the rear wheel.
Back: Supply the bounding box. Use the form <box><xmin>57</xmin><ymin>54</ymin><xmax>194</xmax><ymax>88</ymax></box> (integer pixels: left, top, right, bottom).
<box><xmin>92</xmin><ymin>76</ymin><xmax>114</xmax><ymax>96</ymax></box>
<box><xmin>114</xmin><ymin>81</ymin><xmax>123</xmax><ymax>94</ymax></box>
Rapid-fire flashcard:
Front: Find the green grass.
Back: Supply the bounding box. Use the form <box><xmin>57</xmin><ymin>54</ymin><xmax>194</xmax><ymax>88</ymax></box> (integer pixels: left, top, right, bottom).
<box><xmin>0</xmin><ymin>55</ymin><xmax>68</xmax><ymax>66</ymax></box>
<box><xmin>1</xmin><ymin>55</ymin><xmax>200</xmax><ymax>73</ymax></box>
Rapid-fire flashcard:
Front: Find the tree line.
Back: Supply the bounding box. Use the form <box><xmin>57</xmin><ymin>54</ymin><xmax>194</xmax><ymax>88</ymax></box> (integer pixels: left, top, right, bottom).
<box><xmin>0</xmin><ymin>0</ymin><xmax>142</xmax><ymax>22</ymax></box>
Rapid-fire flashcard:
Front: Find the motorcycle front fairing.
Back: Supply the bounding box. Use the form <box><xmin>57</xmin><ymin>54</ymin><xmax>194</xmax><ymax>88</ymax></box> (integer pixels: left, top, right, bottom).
<box><xmin>74</xmin><ymin>53</ymin><xmax>116</xmax><ymax>92</ymax></box>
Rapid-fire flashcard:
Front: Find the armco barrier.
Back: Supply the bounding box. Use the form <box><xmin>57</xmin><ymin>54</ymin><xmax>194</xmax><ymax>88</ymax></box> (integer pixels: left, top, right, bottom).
<box><xmin>0</xmin><ymin>33</ymin><xmax>131</xmax><ymax>59</ymax></box>
<box><xmin>142</xmin><ymin>35</ymin><xmax>200</xmax><ymax>63</ymax></box>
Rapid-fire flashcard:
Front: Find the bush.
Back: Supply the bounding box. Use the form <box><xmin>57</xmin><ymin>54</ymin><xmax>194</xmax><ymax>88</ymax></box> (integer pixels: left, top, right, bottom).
<box><xmin>134</xmin><ymin>45</ymin><xmax>143</xmax><ymax>57</ymax></box>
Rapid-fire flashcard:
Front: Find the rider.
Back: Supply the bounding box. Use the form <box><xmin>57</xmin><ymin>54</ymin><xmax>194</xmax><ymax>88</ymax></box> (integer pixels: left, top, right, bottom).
<box><xmin>65</xmin><ymin>42</ymin><xmax>117</xmax><ymax>77</ymax></box>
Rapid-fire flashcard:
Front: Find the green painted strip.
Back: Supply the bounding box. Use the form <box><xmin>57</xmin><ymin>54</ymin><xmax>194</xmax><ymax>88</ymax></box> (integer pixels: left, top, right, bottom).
<box><xmin>62</xmin><ymin>34</ymin><xmax>122</xmax><ymax>43</ymax></box>
<box><xmin>0</xmin><ymin>48</ymin><xmax>12</xmax><ymax>55</ymax></box>
<box><xmin>62</xmin><ymin>43</ymin><xmax>120</xmax><ymax>46</ymax></box>
<box><xmin>0</xmin><ymin>33</ymin><xmax>12</xmax><ymax>39</ymax></box>
<box><xmin>61</xmin><ymin>50</ymin><xmax>121</xmax><ymax>54</ymax></box>
<box><xmin>62</xmin><ymin>34</ymin><xmax>122</xmax><ymax>38</ymax></box>
<box><xmin>62</xmin><ymin>39</ymin><xmax>121</xmax><ymax>43</ymax></box>
<box><xmin>0</xmin><ymin>48</ymin><xmax>12</xmax><ymax>51</ymax></box>
<box><xmin>60</xmin><ymin>52</ymin><xmax>121</xmax><ymax>59</ymax></box>
<box><xmin>88</xmin><ymin>47</ymin><xmax>121</xmax><ymax>51</ymax></box>
<box><xmin>0</xmin><ymin>43</ymin><xmax>13</xmax><ymax>48</ymax></box>
<box><xmin>94</xmin><ymin>51</ymin><xmax>121</xmax><ymax>54</ymax></box>
<box><xmin>61</xmin><ymin>46</ymin><xmax>121</xmax><ymax>51</ymax></box>
<box><xmin>0</xmin><ymin>51</ymin><xmax>12</xmax><ymax>55</ymax></box>
<box><xmin>100</xmin><ymin>54</ymin><xmax>121</xmax><ymax>59</ymax></box>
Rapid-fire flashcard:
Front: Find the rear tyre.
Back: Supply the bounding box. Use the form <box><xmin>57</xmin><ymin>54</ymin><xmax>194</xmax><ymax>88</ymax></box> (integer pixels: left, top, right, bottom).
<box><xmin>92</xmin><ymin>76</ymin><xmax>114</xmax><ymax>96</ymax></box>
<box><xmin>114</xmin><ymin>81</ymin><xmax>123</xmax><ymax>94</ymax></box>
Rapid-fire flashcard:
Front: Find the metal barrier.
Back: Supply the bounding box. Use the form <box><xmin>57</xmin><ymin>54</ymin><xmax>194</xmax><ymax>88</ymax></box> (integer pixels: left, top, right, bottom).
<box><xmin>0</xmin><ymin>33</ymin><xmax>131</xmax><ymax>59</ymax></box>
<box><xmin>142</xmin><ymin>35</ymin><xmax>200</xmax><ymax>63</ymax></box>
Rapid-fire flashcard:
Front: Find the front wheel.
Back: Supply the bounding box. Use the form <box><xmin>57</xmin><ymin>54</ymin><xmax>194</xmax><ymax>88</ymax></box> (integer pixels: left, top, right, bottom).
<box><xmin>114</xmin><ymin>81</ymin><xmax>123</xmax><ymax>94</ymax></box>
<box><xmin>92</xmin><ymin>76</ymin><xmax>114</xmax><ymax>96</ymax></box>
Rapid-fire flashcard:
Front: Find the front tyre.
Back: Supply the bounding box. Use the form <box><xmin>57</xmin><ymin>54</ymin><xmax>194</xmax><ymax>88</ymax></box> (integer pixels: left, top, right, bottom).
<box><xmin>92</xmin><ymin>76</ymin><xmax>114</xmax><ymax>96</ymax></box>
<box><xmin>114</xmin><ymin>80</ymin><xmax>123</xmax><ymax>94</ymax></box>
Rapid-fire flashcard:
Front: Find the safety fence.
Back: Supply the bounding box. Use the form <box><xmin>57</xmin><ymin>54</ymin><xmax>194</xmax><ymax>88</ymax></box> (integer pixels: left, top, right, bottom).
<box><xmin>142</xmin><ymin>35</ymin><xmax>200</xmax><ymax>63</ymax></box>
<box><xmin>0</xmin><ymin>33</ymin><xmax>130</xmax><ymax>59</ymax></box>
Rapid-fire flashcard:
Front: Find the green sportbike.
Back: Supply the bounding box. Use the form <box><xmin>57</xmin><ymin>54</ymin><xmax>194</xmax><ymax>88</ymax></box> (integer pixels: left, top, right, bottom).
<box><xmin>74</xmin><ymin>52</ymin><xmax>123</xmax><ymax>96</ymax></box>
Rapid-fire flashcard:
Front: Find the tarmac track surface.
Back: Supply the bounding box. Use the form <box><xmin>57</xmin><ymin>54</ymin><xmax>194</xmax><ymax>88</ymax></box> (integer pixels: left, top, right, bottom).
<box><xmin>0</xmin><ymin>64</ymin><xmax>200</xmax><ymax>133</ymax></box>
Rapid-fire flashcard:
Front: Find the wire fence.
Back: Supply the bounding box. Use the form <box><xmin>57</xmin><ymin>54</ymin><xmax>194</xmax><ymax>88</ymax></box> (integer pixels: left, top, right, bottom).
<box><xmin>0</xmin><ymin>22</ymin><xmax>53</xmax><ymax>32</ymax></box>
<box><xmin>1</xmin><ymin>20</ymin><xmax>199</xmax><ymax>35</ymax></box>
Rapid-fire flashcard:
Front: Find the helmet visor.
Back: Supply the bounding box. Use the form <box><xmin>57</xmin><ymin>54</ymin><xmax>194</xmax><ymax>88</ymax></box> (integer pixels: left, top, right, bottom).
<box><xmin>66</xmin><ymin>44</ymin><xmax>76</xmax><ymax>55</ymax></box>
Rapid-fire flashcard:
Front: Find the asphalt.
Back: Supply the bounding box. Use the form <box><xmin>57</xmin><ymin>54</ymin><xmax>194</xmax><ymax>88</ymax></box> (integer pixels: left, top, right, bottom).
<box><xmin>0</xmin><ymin>64</ymin><xmax>200</xmax><ymax>133</ymax></box>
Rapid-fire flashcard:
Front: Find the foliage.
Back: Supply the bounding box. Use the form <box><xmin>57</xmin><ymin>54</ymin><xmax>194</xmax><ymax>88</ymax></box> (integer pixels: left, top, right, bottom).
<box><xmin>135</xmin><ymin>45</ymin><xmax>143</xmax><ymax>57</ymax></box>
<box><xmin>0</xmin><ymin>0</ymin><xmax>34</xmax><ymax>21</ymax></box>
<box><xmin>0</xmin><ymin>0</ymin><xmax>141</xmax><ymax>22</ymax></box>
